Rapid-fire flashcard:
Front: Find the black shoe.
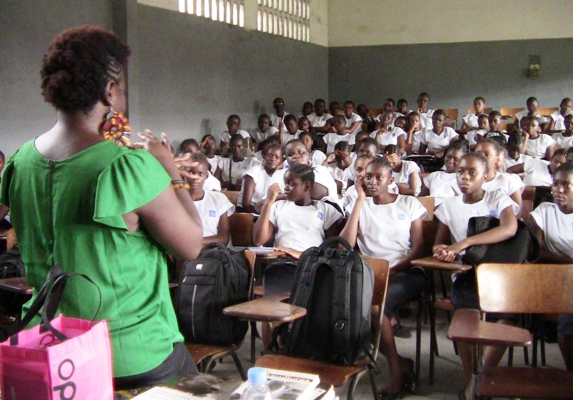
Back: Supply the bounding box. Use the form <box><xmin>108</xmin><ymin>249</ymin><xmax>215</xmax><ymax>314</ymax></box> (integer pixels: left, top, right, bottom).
<box><xmin>378</xmin><ymin>387</ymin><xmax>405</xmax><ymax>400</ymax></box>
<box><xmin>403</xmin><ymin>358</ymin><xmax>419</xmax><ymax>394</ymax></box>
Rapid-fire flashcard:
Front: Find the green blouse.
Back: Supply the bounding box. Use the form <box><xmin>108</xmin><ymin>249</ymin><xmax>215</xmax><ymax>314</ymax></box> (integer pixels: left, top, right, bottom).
<box><xmin>0</xmin><ymin>140</ymin><xmax>183</xmax><ymax>377</ymax></box>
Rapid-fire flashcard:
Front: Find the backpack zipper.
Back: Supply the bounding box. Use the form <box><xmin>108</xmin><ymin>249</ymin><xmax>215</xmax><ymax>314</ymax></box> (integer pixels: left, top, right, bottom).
<box><xmin>191</xmin><ymin>284</ymin><xmax>197</xmax><ymax>339</ymax></box>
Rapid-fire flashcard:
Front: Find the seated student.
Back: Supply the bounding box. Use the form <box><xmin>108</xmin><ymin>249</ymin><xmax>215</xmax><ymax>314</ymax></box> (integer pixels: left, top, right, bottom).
<box><xmin>370</xmin><ymin>110</ymin><xmax>407</xmax><ymax>155</ymax></box>
<box><xmin>521</xmin><ymin>116</ymin><xmax>558</xmax><ymax>159</ymax></box>
<box><xmin>279</xmin><ymin>114</ymin><xmax>302</xmax><ymax>146</ymax></box>
<box><xmin>568</xmin><ymin>147</ymin><xmax>573</xmax><ymax>163</ymax></box>
<box><xmin>475</xmin><ymin>139</ymin><xmax>524</xmax><ymax>212</ymax></box>
<box><xmin>340</xmin><ymin>157</ymin><xmax>426</xmax><ymax>398</ymax></box>
<box><xmin>357</xmin><ymin>103</ymin><xmax>377</xmax><ymax>133</ymax></box>
<box><xmin>329</xmin><ymin>101</ymin><xmax>341</xmax><ymax>118</ymax></box>
<box><xmin>324</xmin><ymin>114</ymin><xmax>354</xmax><ymax>154</ymax></box>
<box><xmin>298</xmin><ymin>101</ymin><xmax>313</xmax><ymax>120</ymax></box>
<box><xmin>514</xmin><ymin>96</ymin><xmax>550</xmax><ymax>132</ymax></box>
<box><xmin>346</xmin><ymin>137</ymin><xmax>380</xmax><ymax>186</ymax></box>
<box><xmin>503</xmin><ymin>142</ymin><xmax>531</xmax><ymax>173</ymax></box>
<box><xmin>266</xmin><ymin>139</ymin><xmax>338</xmax><ymax>203</ymax></box>
<box><xmin>420</xmin><ymin>141</ymin><xmax>469</xmax><ymax>206</ymax></box>
<box><xmin>384</xmin><ymin>145</ymin><xmax>421</xmax><ymax>196</ymax></box>
<box><xmin>396</xmin><ymin>98</ymin><xmax>410</xmax><ymax>116</ymax></box>
<box><xmin>483</xmin><ymin>110</ymin><xmax>509</xmax><ymax>144</ymax></box>
<box><xmin>460</xmin><ymin>96</ymin><xmax>486</xmax><ymax>134</ymax></box>
<box><xmin>419</xmin><ymin>109</ymin><xmax>459</xmax><ymax>157</ymax></box>
<box><xmin>239</xmin><ymin>143</ymin><xmax>283</xmax><ymax>214</ymax></box>
<box><xmin>507</xmin><ymin>148</ymin><xmax>567</xmax><ymax>187</ymax></box>
<box><xmin>465</xmin><ymin>114</ymin><xmax>489</xmax><ymax>147</ymax></box>
<box><xmin>299</xmin><ymin>131</ymin><xmax>326</xmax><ymax>166</ymax></box>
<box><xmin>308</xmin><ymin>98</ymin><xmax>333</xmax><ymax>134</ymax></box>
<box><xmin>393</xmin><ymin>116</ymin><xmax>407</xmax><ymax>130</ymax></box>
<box><xmin>342</xmin><ymin>153</ymin><xmax>374</xmax><ymax>211</ymax></box>
<box><xmin>270</xmin><ymin>97</ymin><xmax>290</xmax><ymax>129</ymax></box>
<box><xmin>298</xmin><ymin>116</ymin><xmax>311</xmax><ymax>134</ymax></box>
<box><xmin>251</xmin><ymin>113</ymin><xmax>279</xmax><ymax>144</ymax></box>
<box><xmin>253</xmin><ymin>164</ymin><xmax>343</xmax><ymax>259</ymax></box>
<box><xmin>253</xmin><ymin>135</ymin><xmax>280</xmax><ymax>164</ymax></box>
<box><xmin>432</xmin><ymin>152</ymin><xmax>519</xmax><ymax>400</ymax></box>
<box><xmin>548</xmin><ymin>97</ymin><xmax>573</xmax><ymax>134</ymax></box>
<box><xmin>219</xmin><ymin>114</ymin><xmax>251</xmax><ymax>154</ymax></box>
<box><xmin>530</xmin><ymin>161</ymin><xmax>573</xmax><ymax>372</ymax></box>
<box><xmin>341</xmin><ymin>100</ymin><xmax>363</xmax><ymax>136</ymax></box>
<box><xmin>323</xmin><ymin>141</ymin><xmax>353</xmax><ymax>197</ymax></box>
<box><xmin>416</xmin><ymin>92</ymin><xmax>434</xmax><ymax>130</ymax></box>
<box><xmin>406</xmin><ymin>112</ymin><xmax>423</xmax><ymax>154</ymax></box>
<box><xmin>178</xmin><ymin>138</ymin><xmax>221</xmax><ymax>192</ymax></box>
<box><xmin>380</xmin><ymin>98</ymin><xmax>404</xmax><ymax>122</ymax></box>
<box><xmin>185</xmin><ymin>153</ymin><xmax>234</xmax><ymax>246</ymax></box>
<box><xmin>552</xmin><ymin>114</ymin><xmax>573</xmax><ymax>151</ymax></box>
<box><xmin>215</xmin><ymin>134</ymin><xmax>259</xmax><ymax>191</ymax></box>
<box><xmin>200</xmin><ymin>134</ymin><xmax>221</xmax><ymax>174</ymax></box>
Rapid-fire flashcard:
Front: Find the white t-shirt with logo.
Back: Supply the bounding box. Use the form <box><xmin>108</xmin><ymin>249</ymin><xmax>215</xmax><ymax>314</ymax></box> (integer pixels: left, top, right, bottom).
<box><xmin>530</xmin><ymin>202</ymin><xmax>573</xmax><ymax>259</ymax></box>
<box><xmin>238</xmin><ymin>163</ymin><xmax>276</xmax><ymax>208</ymax></box>
<box><xmin>392</xmin><ymin>161</ymin><xmax>422</xmax><ymax>196</ymax></box>
<box><xmin>370</xmin><ymin>127</ymin><xmax>407</xmax><ymax>147</ymax></box>
<box><xmin>422</xmin><ymin>171</ymin><xmax>461</xmax><ymax>206</ymax></box>
<box><xmin>420</xmin><ymin>127</ymin><xmax>458</xmax><ymax>154</ymax></box>
<box><xmin>194</xmin><ymin>191</ymin><xmax>235</xmax><ymax>238</ymax></box>
<box><xmin>308</xmin><ymin>112</ymin><xmax>333</xmax><ymax>128</ymax></box>
<box><xmin>524</xmin><ymin>134</ymin><xmax>556</xmax><ymax>158</ymax></box>
<box><xmin>482</xmin><ymin>172</ymin><xmax>524</xmax><ymax>197</ymax></box>
<box><xmin>523</xmin><ymin>158</ymin><xmax>552</xmax><ymax>187</ymax></box>
<box><xmin>217</xmin><ymin>157</ymin><xmax>260</xmax><ymax>184</ymax></box>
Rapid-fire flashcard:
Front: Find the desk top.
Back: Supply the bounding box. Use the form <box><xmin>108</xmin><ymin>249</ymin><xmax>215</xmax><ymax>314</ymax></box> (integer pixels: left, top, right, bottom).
<box><xmin>223</xmin><ymin>295</ymin><xmax>306</xmax><ymax>323</ymax></box>
<box><xmin>0</xmin><ymin>277</ymin><xmax>32</xmax><ymax>295</ymax></box>
<box><xmin>412</xmin><ymin>256</ymin><xmax>472</xmax><ymax>272</ymax></box>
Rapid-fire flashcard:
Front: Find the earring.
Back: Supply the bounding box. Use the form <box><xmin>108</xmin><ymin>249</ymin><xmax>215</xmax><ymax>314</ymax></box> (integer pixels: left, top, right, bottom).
<box><xmin>100</xmin><ymin>104</ymin><xmax>132</xmax><ymax>147</ymax></box>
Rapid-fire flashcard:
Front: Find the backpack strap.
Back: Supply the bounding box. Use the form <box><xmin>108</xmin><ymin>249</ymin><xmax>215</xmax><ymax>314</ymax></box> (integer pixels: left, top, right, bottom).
<box><xmin>331</xmin><ymin>250</ymin><xmax>354</xmax><ymax>364</ymax></box>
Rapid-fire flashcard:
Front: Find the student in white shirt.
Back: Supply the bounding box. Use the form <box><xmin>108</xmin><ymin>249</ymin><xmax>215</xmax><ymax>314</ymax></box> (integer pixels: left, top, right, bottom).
<box><xmin>460</xmin><ymin>96</ymin><xmax>486</xmax><ymax>134</ymax></box>
<box><xmin>342</xmin><ymin>153</ymin><xmax>374</xmax><ymax>211</ymax></box>
<box><xmin>340</xmin><ymin>157</ymin><xmax>425</xmax><ymax>398</ymax></box>
<box><xmin>513</xmin><ymin>96</ymin><xmax>550</xmax><ymax>132</ymax></box>
<box><xmin>308</xmin><ymin>98</ymin><xmax>333</xmax><ymax>133</ymax></box>
<box><xmin>253</xmin><ymin>163</ymin><xmax>342</xmax><ymax>259</ymax></box>
<box><xmin>384</xmin><ymin>145</ymin><xmax>421</xmax><ymax>196</ymax></box>
<box><xmin>178</xmin><ymin>137</ymin><xmax>221</xmax><ymax>192</ymax></box>
<box><xmin>345</xmin><ymin>137</ymin><xmax>381</xmax><ymax>186</ymax></box>
<box><xmin>521</xmin><ymin>116</ymin><xmax>558</xmax><ymax>160</ymax></box>
<box><xmin>406</xmin><ymin>112</ymin><xmax>423</xmax><ymax>154</ymax></box>
<box><xmin>433</xmin><ymin>152</ymin><xmax>519</xmax><ymax>400</ymax></box>
<box><xmin>342</xmin><ymin>100</ymin><xmax>363</xmax><ymax>136</ymax></box>
<box><xmin>215</xmin><ymin>134</ymin><xmax>259</xmax><ymax>191</ymax></box>
<box><xmin>219</xmin><ymin>114</ymin><xmax>251</xmax><ymax>154</ymax></box>
<box><xmin>416</xmin><ymin>92</ymin><xmax>434</xmax><ymax>130</ymax></box>
<box><xmin>199</xmin><ymin>134</ymin><xmax>220</xmax><ymax>174</ymax></box>
<box><xmin>297</xmin><ymin>101</ymin><xmax>313</xmax><ymax>120</ymax></box>
<box><xmin>251</xmin><ymin>114</ymin><xmax>279</xmax><ymax>144</ymax></box>
<box><xmin>396</xmin><ymin>99</ymin><xmax>410</xmax><ymax>116</ymax></box>
<box><xmin>530</xmin><ymin>161</ymin><xmax>573</xmax><ymax>372</ymax></box>
<box><xmin>465</xmin><ymin>114</ymin><xmax>489</xmax><ymax>146</ymax></box>
<box><xmin>476</xmin><ymin>139</ymin><xmax>524</xmax><ymax>213</ymax></box>
<box><xmin>185</xmin><ymin>153</ymin><xmax>234</xmax><ymax>246</ymax></box>
<box><xmin>503</xmin><ymin>142</ymin><xmax>531</xmax><ymax>174</ymax></box>
<box><xmin>371</xmin><ymin>111</ymin><xmax>407</xmax><ymax>155</ymax></box>
<box><xmin>420</xmin><ymin>141</ymin><xmax>469</xmax><ymax>205</ymax></box>
<box><xmin>507</xmin><ymin>148</ymin><xmax>567</xmax><ymax>187</ymax></box>
<box><xmin>419</xmin><ymin>109</ymin><xmax>459</xmax><ymax>157</ymax></box>
<box><xmin>548</xmin><ymin>98</ymin><xmax>573</xmax><ymax>133</ymax></box>
<box><xmin>278</xmin><ymin>114</ymin><xmax>302</xmax><ymax>147</ymax></box>
<box><xmin>552</xmin><ymin>114</ymin><xmax>573</xmax><ymax>151</ymax></box>
<box><xmin>269</xmin><ymin>97</ymin><xmax>290</xmax><ymax>129</ymax></box>
<box><xmin>323</xmin><ymin>141</ymin><xmax>352</xmax><ymax>198</ymax></box>
<box><xmin>299</xmin><ymin>131</ymin><xmax>326</xmax><ymax>166</ymax></box>
<box><xmin>324</xmin><ymin>114</ymin><xmax>354</xmax><ymax>154</ymax></box>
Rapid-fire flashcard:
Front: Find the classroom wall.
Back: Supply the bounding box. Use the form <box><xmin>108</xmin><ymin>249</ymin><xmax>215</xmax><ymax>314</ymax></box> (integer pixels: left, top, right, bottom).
<box><xmin>328</xmin><ymin>38</ymin><xmax>573</xmax><ymax>124</ymax></box>
<box><xmin>328</xmin><ymin>0</ymin><xmax>573</xmax><ymax>47</ymax></box>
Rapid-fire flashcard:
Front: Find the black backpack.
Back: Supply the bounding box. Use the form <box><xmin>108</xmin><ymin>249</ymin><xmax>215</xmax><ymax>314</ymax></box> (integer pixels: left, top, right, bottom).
<box><xmin>0</xmin><ymin>247</ymin><xmax>28</xmax><ymax>313</ymax></box>
<box><xmin>175</xmin><ymin>243</ymin><xmax>249</xmax><ymax>345</ymax></box>
<box><xmin>274</xmin><ymin>237</ymin><xmax>374</xmax><ymax>365</ymax></box>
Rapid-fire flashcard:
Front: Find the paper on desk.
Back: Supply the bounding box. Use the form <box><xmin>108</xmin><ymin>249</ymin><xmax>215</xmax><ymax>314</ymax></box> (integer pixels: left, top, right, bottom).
<box><xmin>131</xmin><ymin>386</ymin><xmax>218</xmax><ymax>399</ymax></box>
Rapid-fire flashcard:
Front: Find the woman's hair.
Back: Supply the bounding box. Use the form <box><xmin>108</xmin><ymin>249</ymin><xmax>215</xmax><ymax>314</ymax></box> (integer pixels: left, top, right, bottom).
<box><xmin>285</xmin><ymin>138</ymin><xmax>305</xmax><ymax>149</ymax></box>
<box><xmin>462</xmin><ymin>152</ymin><xmax>489</xmax><ymax>175</ymax></box>
<box><xmin>258</xmin><ymin>135</ymin><xmax>280</xmax><ymax>152</ymax></box>
<box><xmin>229</xmin><ymin>133</ymin><xmax>244</xmax><ymax>144</ymax></box>
<box><xmin>445</xmin><ymin>139</ymin><xmax>470</xmax><ymax>155</ymax></box>
<box><xmin>227</xmin><ymin>114</ymin><xmax>240</xmax><ymax>123</ymax></box>
<box><xmin>357</xmin><ymin>137</ymin><xmax>380</xmax><ymax>153</ymax></box>
<box><xmin>286</xmin><ymin>164</ymin><xmax>314</xmax><ymax>187</ymax></box>
<box><xmin>41</xmin><ymin>25</ymin><xmax>130</xmax><ymax>113</ymax></box>
<box><xmin>552</xmin><ymin>148</ymin><xmax>567</xmax><ymax>159</ymax></box>
<box><xmin>334</xmin><ymin>140</ymin><xmax>349</xmax><ymax>152</ymax></box>
<box><xmin>367</xmin><ymin>157</ymin><xmax>393</xmax><ymax>174</ymax></box>
<box><xmin>264</xmin><ymin>143</ymin><xmax>283</xmax><ymax>156</ymax></box>
<box><xmin>433</xmin><ymin>109</ymin><xmax>446</xmax><ymax>119</ymax></box>
<box><xmin>178</xmin><ymin>138</ymin><xmax>199</xmax><ymax>155</ymax></box>
<box><xmin>479</xmin><ymin>138</ymin><xmax>504</xmax><ymax>155</ymax></box>
<box><xmin>258</xmin><ymin>113</ymin><xmax>270</xmax><ymax>122</ymax></box>
<box><xmin>384</xmin><ymin>144</ymin><xmax>398</xmax><ymax>155</ymax></box>
<box><xmin>554</xmin><ymin>161</ymin><xmax>573</xmax><ymax>175</ymax></box>
<box><xmin>356</xmin><ymin>153</ymin><xmax>374</xmax><ymax>162</ymax></box>
<box><xmin>189</xmin><ymin>152</ymin><xmax>210</xmax><ymax>170</ymax></box>
<box><xmin>201</xmin><ymin>134</ymin><xmax>216</xmax><ymax>143</ymax></box>
<box><xmin>526</xmin><ymin>96</ymin><xmax>538</xmax><ymax>105</ymax></box>
<box><xmin>284</xmin><ymin>114</ymin><xmax>298</xmax><ymax>125</ymax></box>
<box><xmin>298</xmin><ymin>131</ymin><xmax>312</xmax><ymax>141</ymax></box>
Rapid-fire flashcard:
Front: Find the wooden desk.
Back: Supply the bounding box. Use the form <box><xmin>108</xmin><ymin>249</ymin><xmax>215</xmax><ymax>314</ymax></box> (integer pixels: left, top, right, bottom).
<box><xmin>0</xmin><ymin>277</ymin><xmax>32</xmax><ymax>295</ymax></box>
<box><xmin>412</xmin><ymin>256</ymin><xmax>472</xmax><ymax>272</ymax></box>
<box><xmin>223</xmin><ymin>294</ymin><xmax>305</xmax><ymax>323</ymax></box>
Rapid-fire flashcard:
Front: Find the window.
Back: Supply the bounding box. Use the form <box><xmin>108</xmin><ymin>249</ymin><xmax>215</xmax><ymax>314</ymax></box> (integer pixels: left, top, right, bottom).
<box><xmin>257</xmin><ymin>0</ymin><xmax>310</xmax><ymax>42</ymax></box>
<box><xmin>179</xmin><ymin>0</ymin><xmax>244</xmax><ymax>27</ymax></box>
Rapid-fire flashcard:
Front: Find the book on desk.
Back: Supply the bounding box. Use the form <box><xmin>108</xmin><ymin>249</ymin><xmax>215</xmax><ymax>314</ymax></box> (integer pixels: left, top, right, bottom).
<box><xmin>230</xmin><ymin>368</ymin><xmax>323</xmax><ymax>400</ymax></box>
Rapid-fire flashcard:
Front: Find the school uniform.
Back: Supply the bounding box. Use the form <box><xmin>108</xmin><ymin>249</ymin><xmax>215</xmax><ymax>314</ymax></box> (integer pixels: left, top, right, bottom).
<box><xmin>422</xmin><ymin>171</ymin><xmax>461</xmax><ymax>206</ymax></box>
<box><xmin>250</xmin><ymin>126</ymin><xmax>279</xmax><ymax>143</ymax></box>
<box><xmin>254</xmin><ymin>150</ymin><xmax>264</xmax><ymax>164</ymax></box>
<box><xmin>482</xmin><ymin>172</ymin><xmax>525</xmax><ymax>197</ymax></box>
<box><xmin>238</xmin><ymin>163</ymin><xmax>276</xmax><ymax>209</ymax></box>
<box><xmin>420</xmin><ymin>127</ymin><xmax>458</xmax><ymax>154</ymax></box>
<box><xmin>418</xmin><ymin>110</ymin><xmax>434</xmax><ymax>130</ymax></box>
<box><xmin>325</xmin><ymin>163</ymin><xmax>348</xmax><ymax>196</ymax></box>
<box><xmin>342</xmin><ymin>181</ymin><xmax>399</xmax><ymax>214</ymax></box>
<box><xmin>308</xmin><ymin>112</ymin><xmax>333</xmax><ymax>128</ymax></box>
<box><xmin>279</xmin><ymin>130</ymin><xmax>302</xmax><ymax>147</ymax></box>
<box><xmin>504</xmin><ymin>154</ymin><xmax>532</xmax><ymax>172</ymax></box>
<box><xmin>408</xmin><ymin>130</ymin><xmax>423</xmax><ymax>154</ymax></box>
<box><xmin>551</xmin><ymin>110</ymin><xmax>572</xmax><ymax>131</ymax></box>
<box><xmin>345</xmin><ymin>113</ymin><xmax>363</xmax><ymax>135</ymax></box>
<box><xmin>462</xmin><ymin>113</ymin><xmax>480</xmax><ymax>129</ymax></box>
<box><xmin>217</xmin><ymin>157</ymin><xmax>260</xmax><ymax>185</ymax></box>
<box><xmin>204</xmin><ymin>171</ymin><xmax>222</xmax><ymax>192</ymax></box>
<box><xmin>522</xmin><ymin>158</ymin><xmax>553</xmax><ymax>187</ymax></box>
<box><xmin>551</xmin><ymin>132</ymin><xmax>573</xmax><ymax>151</ymax></box>
<box><xmin>323</xmin><ymin>132</ymin><xmax>353</xmax><ymax>154</ymax></box>
<box><xmin>269</xmin><ymin>200</ymin><xmax>341</xmax><ymax>252</ymax></box>
<box><xmin>465</xmin><ymin>128</ymin><xmax>487</xmax><ymax>146</ymax></box>
<box><xmin>309</xmin><ymin>150</ymin><xmax>327</xmax><ymax>166</ymax></box>
<box><xmin>370</xmin><ymin>127</ymin><xmax>407</xmax><ymax>147</ymax></box>
<box><xmin>220</xmin><ymin>129</ymin><xmax>251</xmax><ymax>143</ymax></box>
<box><xmin>270</xmin><ymin>112</ymin><xmax>290</xmax><ymax>128</ymax></box>
<box><xmin>392</xmin><ymin>161</ymin><xmax>422</xmax><ymax>196</ymax></box>
<box><xmin>515</xmin><ymin>111</ymin><xmax>549</xmax><ymax>126</ymax></box>
<box><xmin>194</xmin><ymin>190</ymin><xmax>235</xmax><ymax>238</ymax></box>
<box><xmin>267</xmin><ymin>165</ymin><xmax>339</xmax><ymax>202</ymax></box>
<box><xmin>524</xmin><ymin>134</ymin><xmax>556</xmax><ymax>158</ymax></box>
<box><xmin>205</xmin><ymin>155</ymin><xmax>220</xmax><ymax>174</ymax></box>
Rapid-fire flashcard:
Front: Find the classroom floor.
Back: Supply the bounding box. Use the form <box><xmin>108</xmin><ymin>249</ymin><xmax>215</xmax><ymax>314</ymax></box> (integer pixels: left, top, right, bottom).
<box><xmin>211</xmin><ymin>308</ymin><xmax>566</xmax><ymax>399</ymax></box>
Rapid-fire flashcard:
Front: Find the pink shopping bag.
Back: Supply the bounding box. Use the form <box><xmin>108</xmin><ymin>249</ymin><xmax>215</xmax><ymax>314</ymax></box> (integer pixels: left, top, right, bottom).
<box><xmin>0</xmin><ymin>315</ymin><xmax>113</xmax><ymax>400</ymax></box>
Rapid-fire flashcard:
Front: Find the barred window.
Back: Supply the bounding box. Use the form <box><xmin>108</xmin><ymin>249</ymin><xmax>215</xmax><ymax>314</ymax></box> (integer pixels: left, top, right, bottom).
<box><xmin>257</xmin><ymin>0</ymin><xmax>310</xmax><ymax>42</ymax></box>
<box><xmin>179</xmin><ymin>0</ymin><xmax>245</xmax><ymax>27</ymax></box>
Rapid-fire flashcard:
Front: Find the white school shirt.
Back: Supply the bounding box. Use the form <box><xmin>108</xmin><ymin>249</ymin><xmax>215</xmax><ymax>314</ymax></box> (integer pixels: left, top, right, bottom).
<box><xmin>522</xmin><ymin>158</ymin><xmax>552</xmax><ymax>187</ymax></box>
<box><xmin>551</xmin><ymin>110</ymin><xmax>572</xmax><ymax>132</ymax></box>
<box><xmin>309</xmin><ymin>150</ymin><xmax>327</xmax><ymax>166</ymax></box>
<box><xmin>279</xmin><ymin>130</ymin><xmax>302</xmax><ymax>147</ymax></box>
<box><xmin>323</xmin><ymin>132</ymin><xmax>353</xmax><ymax>154</ymax></box>
<box><xmin>530</xmin><ymin>202</ymin><xmax>573</xmax><ymax>259</ymax></box>
<box><xmin>217</xmin><ymin>157</ymin><xmax>260</xmax><ymax>184</ymax></box>
<box><xmin>266</xmin><ymin>165</ymin><xmax>339</xmax><ymax>202</ymax></box>
<box><xmin>551</xmin><ymin>132</ymin><xmax>573</xmax><ymax>151</ymax></box>
<box><xmin>418</xmin><ymin>110</ymin><xmax>434</xmax><ymax>130</ymax></box>
<box><xmin>420</xmin><ymin>127</ymin><xmax>459</xmax><ymax>154</ymax></box>
<box><xmin>270</xmin><ymin>112</ymin><xmax>290</xmax><ymax>128</ymax></box>
<box><xmin>482</xmin><ymin>172</ymin><xmax>524</xmax><ymax>197</ymax></box>
<box><xmin>238</xmin><ymin>163</ymin><xmax>276</xmax><ymax>208</ymax></box>
<box><xmin>308</xmin><ymin>112</ymin><xmax>333</xmax><ymax>128</ymax></box>
<box><xmin>422</xmin><ymin>171</ymin><xmax>461</xmax><ymax>206</ymax></box>
<box><xmin>250</xmin><ymin>126</ymin><xmax>279</xmax><ymax>143</ymax></box>
<box><xmin>370</xmin><ymin>127</ymin><xmax>407</xmax><ymax>147</ymax></box>
<box><xmin>409</xmin><ymin>130</ymin><xmax>423</xmax><ymax>154</ymax></box>
<box><xmin>254</xmin><ymin>150</ymin><xmax>264</xmax><ymax>164</ymax></box>
<box><xmin>524</xmin><ymin>134</ymin><xmax>556</xmax><ymax>158</ymax></box>
<box><xmin>345</xmin><ymin>113</ymin><xmax>363</xmax><ymax>135</ymax></box>
<box><xmin>220</xmin><ymin>129</ymin><xmax>251</xmax><ymax>143</ymax></box>
<box><xmin>346</xmin><ymin>195</ymin><xmax>426</xmax><ymax>267</ymax></box>
<box><xmin>326</xmin><ymin>163</ymin><xmax>348</xmax><ymax>190</ymax></box>
<box><xmin>204</xmin><ymin>171</ymin><xmax>222</xmax><ymax>192</ymax></box>
<box><xmin>435</xmin><ymin>191</ymin><xmax>519</xmax><ymax>244</ymax></box>
<box><xmin>205</xmin><ymin>155</ymin><xmax>220</xmax><ymax>174</ymax></box>
<box><xmin>515</xmin><ymin>111</ymin><xmax>549</xmax><ymax>126</ymax></box>
<box><xmin>462</xmin><ymin>113</ymin><xmax>480</xmax><ymax>129</ymax></box>
<box><xmin>343</xmin><ymin>181</ymin><xmax>399</xmax><ymax>213</ymax></box>
<box><xmin>504</xmin><ymin>154</ymin><xmax>532</xmax><ymax>172</ymax></box>
<box><xmin>465</xmin><ymin>129</ymin><xmax>487</xmax><ymax>146</ymax></box>
<box><xmin>392</xmin><ymin>161</ymin><xmax>422</xmax><ymax>196</ymax></box>
<box><xmin>269</xmin><ymin>200</ymin><xmax>342</xmax><ymax>251</ymax></box>
<box><xmin>194</xmin><ymin>191</ymin><xmax>235</xmax><ymax>238</ymax></box>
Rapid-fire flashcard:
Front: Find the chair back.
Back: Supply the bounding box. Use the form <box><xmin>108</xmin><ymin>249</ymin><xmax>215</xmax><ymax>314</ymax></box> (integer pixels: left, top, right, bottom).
<box><xmin>500</xmin><ymin>107</ymin><xmax>525</xmax><ymax>120</ymax></box>
<box><xmin>421</xmin><ymin>220</ymin><xmax>438</xmax><ymax>256</ymax></box>
<box><xmin>243</xmin><ymin>250</ymin><xmax>256</xmax><ymax>298</ymax></box>
<box><xmin>223</xmin><ymin>190</ymin><xmax>239</xmax><ymax>206</ymax></box>
<box><xmin>370</xmin><ymin>108</ymin><xmax>384</xmax><ymax>119</ymax></box>
<box><xmin>465</xmin><ymin>107</ymin><xmax>492</xmax><ymax>115</ymax></box>
<box><xmin>477</xmin><ymin>263</ymin><xmax>573</xmax><ymax>314</ymax></box>
<box><xmin>442</xmin><ymin>108</ymin><xmax>459</xmax><ymax>129</ymax></box>
<box><xmin>537</xmin><ymin>107</ymin><xmax>558</xmax><ymax>118</ymax></box>
<box><xmin>229</xmin><ymin>213</ymin><xmax>254</xmax><ymax>246</ymax></box>
<box><xmin>417</xmin><ymin>196</ymin><xmax>435</xmax><ymax>221</ymax></box>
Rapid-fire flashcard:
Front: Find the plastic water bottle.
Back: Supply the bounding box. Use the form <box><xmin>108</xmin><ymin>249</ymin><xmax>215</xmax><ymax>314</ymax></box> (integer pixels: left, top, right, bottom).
<box><xmin>241</xmin><ymin>367</ymin><xmax>274</xmax><ymax>400</ymax></box>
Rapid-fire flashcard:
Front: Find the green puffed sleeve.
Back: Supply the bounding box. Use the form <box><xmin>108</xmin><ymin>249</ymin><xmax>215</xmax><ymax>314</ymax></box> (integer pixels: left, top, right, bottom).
<box><xmin>0</xmin><ymin>148</ymin><xmax>20</xmax><ymax>207</ymax></box>
<box><xmin>94</xmin><ymin>149</ymin><xmax>171</xmax><ymax>229</ymax></box>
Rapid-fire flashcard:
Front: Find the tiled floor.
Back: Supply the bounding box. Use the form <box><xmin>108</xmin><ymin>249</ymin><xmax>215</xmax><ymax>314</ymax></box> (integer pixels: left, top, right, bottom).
<box><xmin>211</xmin><ymin>310</ymin><xmax>566</xmax><ymax>399</ymax></box>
